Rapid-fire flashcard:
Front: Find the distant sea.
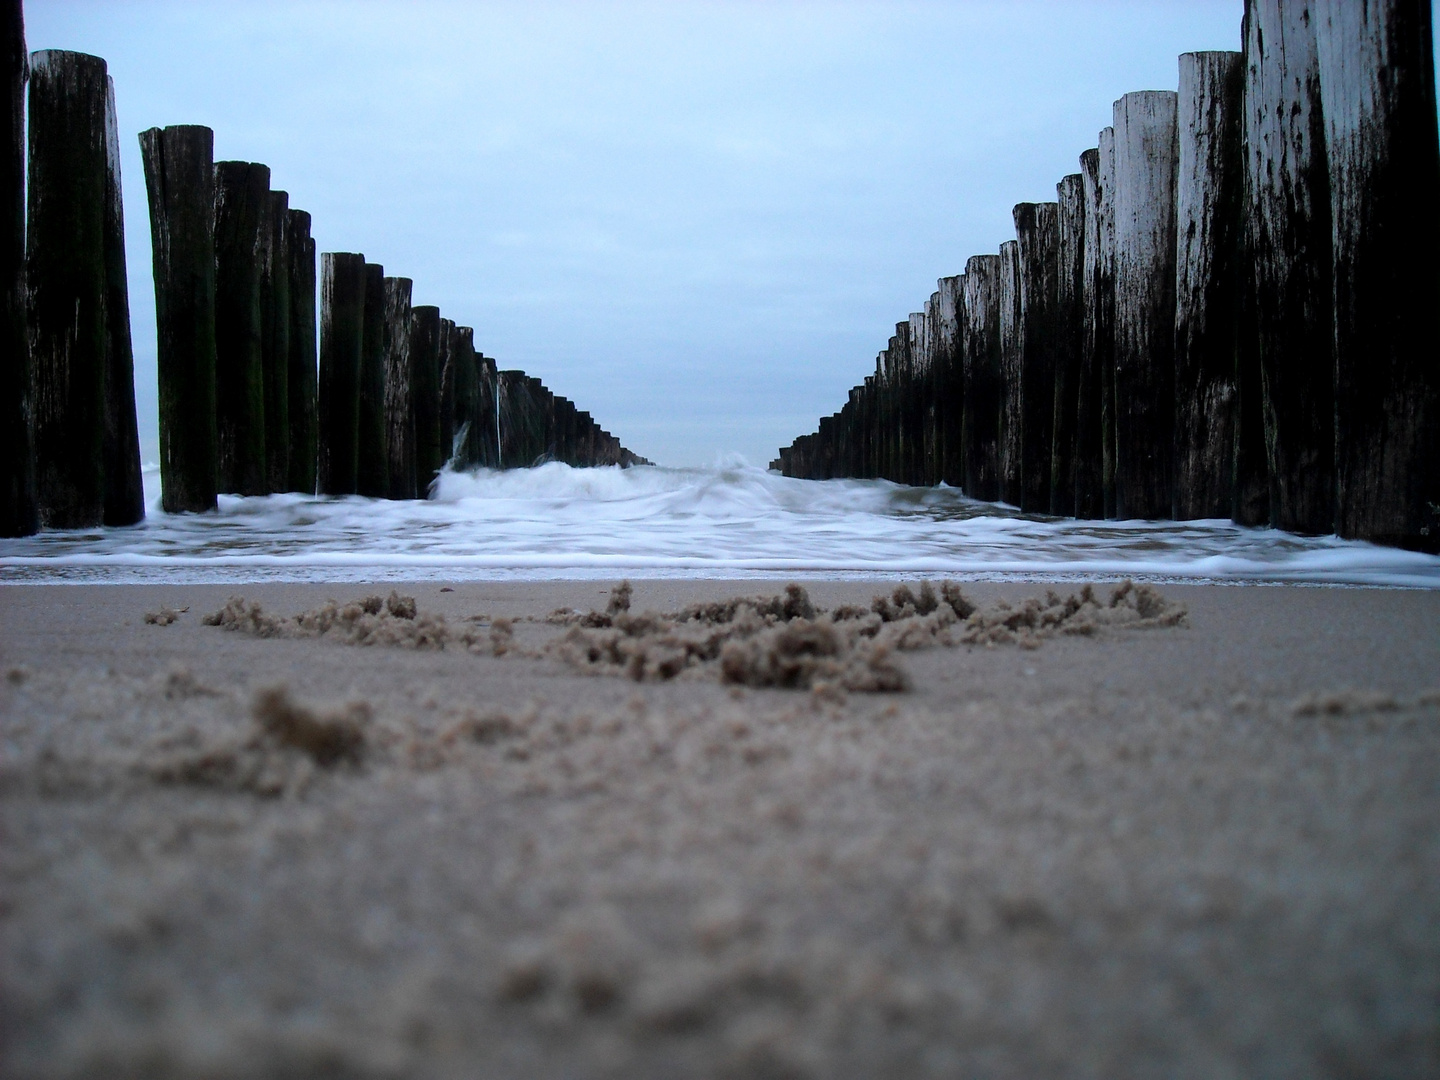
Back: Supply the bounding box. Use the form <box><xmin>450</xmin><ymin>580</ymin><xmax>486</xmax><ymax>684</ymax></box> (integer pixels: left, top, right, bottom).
<box><xmin>2</xmin><ymin>460</ymin><xmax>1438</xmax><ymax>587</ymax></box>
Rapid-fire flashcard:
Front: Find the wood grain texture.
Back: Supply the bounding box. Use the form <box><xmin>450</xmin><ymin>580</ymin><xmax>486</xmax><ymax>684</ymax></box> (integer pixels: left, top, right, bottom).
<box><xmin>27</xmin><ymin>50</ymin><xmax>108</xmax><ymax>528</ymax></box>
<box><xmin>355</xmin><ymin>262</ymin><xmax>387</xmax><ymax>498</ymax></box>
<box><xmin>410</xmin><ymin>304</ymin><xmax>443</xmax><ymax>493</ymax></box>
<box><xmin>139</xmin><ymin>125</ymin><xmax>216</xmax><ymax>513</ymax></box>
<box><xmin>317</xmin><ymin>251</ymin><xmax>365</xmax><ymax>495</ymax></box>
<box><xmin>1243</xmin><ymin>0</ymin><xmax>1334</xmax><ymax>534</ymax></box>
<box><xmin>1112</xmin><ymin>91</ymin><xmax>1178</xmax><ymax>520</ymax></box>
<box><xmin>284</xmin><ymin>209</ymin><xmax>316</xmax><ymax>494</ymax></box>
<box><xmin>213</xmin><ymin>160</ymin><xmax>269</xmax><ymax>495</ymax></box>
<box><xmin>381</xmin><ymin>276</ymin><xmax>414</xmax><ymax>499</ymax></box>
<box><xmin>259</xmin><ymin>189</ymin><xmax>290</xmax><ymax>496</ymax></box>
<box><xmin>1316</xmin><ymin>0</ymin><xmax>1440</xmax><ymax>550</ymax></box>
<box><xmin>1053</xmin><ymin>176</ymin><xmax>1085</xmax><ymax>518</ymax></box>
<box><xmin>962</xmin><ymin>254</ymin><xmax>1002</xmax><ymax>502</ymax></box>
<box><xmin>1174</xmin><ymin>51</ymin><xmax>1245</xmax><ymax>521</ymax></box>
<box><xmin>0</xmin><ymin>0</ymin><xmax>33</xmax><ymax>535</ymax></box>
<box><xmin>997</xmin><ymin>239</ymin><xmax>1023</xmax><ymax>507</ymax></box>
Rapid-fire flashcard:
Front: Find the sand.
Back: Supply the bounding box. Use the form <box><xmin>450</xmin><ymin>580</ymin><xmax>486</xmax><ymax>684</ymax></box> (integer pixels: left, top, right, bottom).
<box><xmin>1</xmin><ymin>579</ymin><xmax>1437</xmax><ymax>1078</ymax></box>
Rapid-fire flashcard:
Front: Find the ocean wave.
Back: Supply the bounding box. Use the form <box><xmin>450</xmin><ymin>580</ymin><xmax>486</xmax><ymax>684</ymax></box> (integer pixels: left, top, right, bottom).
<box><xmin>1</xmin><ymin>461</ymin><xmax>1437</xmax><ymax>586</ymax></box>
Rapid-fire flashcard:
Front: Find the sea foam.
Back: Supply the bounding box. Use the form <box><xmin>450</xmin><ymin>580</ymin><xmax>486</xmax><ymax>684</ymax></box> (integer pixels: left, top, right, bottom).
<box><xmin>0</xmin><ymin>460</ymin><xmax>1437</xmax><ymax>586</ymax></box>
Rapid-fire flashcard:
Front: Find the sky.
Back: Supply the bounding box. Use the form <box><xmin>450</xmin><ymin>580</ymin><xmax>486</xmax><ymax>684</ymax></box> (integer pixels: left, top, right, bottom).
<box><xmin>21</xmin><ymin>0</ymin><xmax>1373</xmax><ymax>467</ymax></box>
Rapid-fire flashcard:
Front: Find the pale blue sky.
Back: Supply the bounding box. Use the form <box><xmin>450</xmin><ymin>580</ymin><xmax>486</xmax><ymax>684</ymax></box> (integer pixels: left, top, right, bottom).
<box><xmin>25</xmin><ymin>1</ymin><xmax>1392</xmax><ymax>467</ymax></box>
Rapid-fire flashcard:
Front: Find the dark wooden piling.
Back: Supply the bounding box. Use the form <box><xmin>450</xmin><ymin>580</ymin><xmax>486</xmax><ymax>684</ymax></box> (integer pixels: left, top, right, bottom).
<box><xmin>284</xmin><ymin>208</ymin><xmax>316</xmax><ymax>494</ymax></box>
<box><xmin>259</xmin><ymin>189</ymin><xmax>290</xmax><ymax>495</ymax></box>
<box><xmin>100</xmin><ymin>75</ymin><xmax>143</xmax><ymax>526</ymax></box>
<box><xmin>212</xmin><ymin>160</ymin><xmax>269</xmax><ymax>495</ymax></box>
<box><xmin>1174</xmin><ymin>51</ymin><xmax>1245</xmax><ymax>521</ymax></box>
<box><xmin>997</xmin><ymin>239</ymin><xmax>1023</xmax><ymax>506</ymax></box>
<box><xmin>27</xmin><ymin>50</ymin><xmax>108</xmax><ymax>528</ymax></box>
<box><xmin>0</xmin><ymin>0</ymin><xmax>33</xmax><ymax>536</ymax></box>
<box><xmin>437</xmin><ymin>316</ymin><xmax>455</xmax><ymax>464</ymax></box>
<box><xmin>936</xmin><ymin>275</ymin><xmax>964</xmax><ymax>487</ymax></box>
<box><xmin>907</xmin><ymin>311</ymin><xmax>927</xmax><ymax>485</ymax></box>
<box><xmin>356</xmin><ymin>262</ymin><xmax>387</xmax><ymax>497</ymax></box>
<box><xmin>410</xmin><ymin>304</ymin><xmax>443</xmax><ymax>493</ymax></box>
<box><xmin>1073</xmin><ymin>149</ymin><xmax>1105</xmax><ymax>520</ymax></box>
<box><xmin>475</xmin><ymin>353</ymin><xmax>498</xmax><ymax>469</ymax></box>
<box><xmin>1097</xmin><ymin>128</ymin><xmax>1119</xmax><ymax>518</ymax></box>
<box><xmin>961</xmin><ymin>254</ymin><xmax>1002</xmax><ymax>502</ymax></box>
<box><xmin>380</xmin><ymin>277</ymin><xmax>414</xmax><ymax>499</ymax></box>
<box><xmin>1053</xmin><ymin>175</ymin><xmax>1085</xmax><ymax>517</ymax></box>
<box><xmin>1243</xmin><ymin>0</ymin><xmax>1334</xmax><ymax>534</ymax></box>
<box><xmin>317</xmin><ymin>252</ymin><xmax>365</xmax><ymax>495</ymax></box>
<box><xmin>1111</xmin><ymin>91</ymin><xmax>1178</xmax><ymax>520</ymax></box>
<box><xmin>1316</xmin><ymin>0</ymin><xmax>1440</xmax><ymax>551</ymax></box>
<box><xmin>1013</xmin><ymin>201</ymin><xmax>1061</xmax><ymax>514</ymax></box>
<box><xmin>451</xmin><ymin>325</ymin><xmax>479</xmax><ymax>468</ymax></box>
<box><xmin>139</xmin><ymin>125</ymin><xmax>217</xmax><ymax>513</ymax></box>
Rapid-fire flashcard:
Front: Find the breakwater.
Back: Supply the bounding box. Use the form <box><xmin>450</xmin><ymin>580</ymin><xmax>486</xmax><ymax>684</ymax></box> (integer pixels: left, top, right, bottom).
<box><xmin>773</xmin><ymin>0</ymin><xmax>1440</xmax><ymax>554</ymax></box>
<box><xmin>0</xmin><ymin>0</ymin><xmax>647</xmax><ymax>537</ymax></box>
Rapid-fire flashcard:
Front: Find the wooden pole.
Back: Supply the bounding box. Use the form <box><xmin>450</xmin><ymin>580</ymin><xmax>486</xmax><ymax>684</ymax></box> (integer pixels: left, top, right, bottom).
<box><xmin>27</xmin><ymin>50</ymin><xmax>108</xmax><ymax>528</ymax></box>
<box><xmin>213</xmin><ymin>160</ymin><xmax>269</xmax><ymax>495</ymax></box>
<box><xmin>139</xmin><ymin>125</ymin><xmax>217</xmax><ymax>513</ymax></box>
<box><xmin>451</xmin><ymin>325</ymin><xmax>478</xmax><ymax>468</ymax></box>
<box><xmin>1073</xmin><ymin>149</ymin><xmax>1104</xmax><ymax>520</ymax></box>
<box><xmin>1053</xmin><ymin>175</ymin><xmax>1086</xmax><ymax>517</ymax></box>
<box><xmin>1315</xmin><ymin>0</ymin><xmax>1440</xmax><ymax>551</ymax></box>
<box><xmin>317</xmin><ymin>251</ymin><xmax>365</xmax><ymax>495</ymax></box>
<box><xmin>284</xmin><ymin>208</ymin><xmax>316</xmax><ymax>494</ymax></box>
<box><xmin>937</xmin><ymin>275</ymin><xmax>964</xmax><ymax>487</ymax></box>
<box><xmin>1174</xmin><ymin>51</ymin><xmax>1245</xmax><ymax>521</ymax></box>
<box><xmin>100</xmin><ymin>74</ymin><xmax>143</xmax><ymax>526</ymax></box>
<box><xmin>1112</xmin><ymin>91</ymin><xmax>1179</xmax><ymax>520</ymax></box>
<box><xmin>410</xmin><ymin>304</ymin><xmax>442</xmax><ymax>493</ymax></box>
<box><xmin>259</xmin><ymin>189</ymin><xmax>290</xmax><ymax>495</ymax></box>
<box><xmin>1013</xmin><ymin>201</ymin><xmax>1061</xmax><ymax>514</ymax></box>
<box><xmin>962</xmin><ymin>254</ymin><xmax>1002</xmax><ymax>502</ymax></box>
<box><xmin>907</xmin><ymin>312</ymin><xmax>925</xmax><ymax>485</ymax></box>
<box><xmin>1243</xmin><ymin>0</ymin><xmax>1334</xmax><ymax>534</ymax></box>
<box><xmin>437</xmin><ymin>315</ymin><xmax>455</xmax><ymax>465</ymax></box>
<box><xmin>475</xmin><ymin>352</ymin><xmax>497</xmax><ymax>469</ymax></box>
<box><xmin>355</xmin><ymin>261</ymin><xmax>388</xmax><ymax>497</ymax></box>
<box><xmin>997</xmin><ymin>239</ymin><xmax>1023</xmax><ymax>506</ymax></box>
<box><xmin>1097</xmin><ymin>127</ymin><xmax>1118</xmax><ymax>519</ymax></box>
<box><xmin>0</xmin><ymin>0</ymin><xmax>33</xmax><ymax>535</ymax></box>
<box><xmin>381</xmin><ymin>276</ymin><xmax>414</xmax><ymax>499</ymax></box>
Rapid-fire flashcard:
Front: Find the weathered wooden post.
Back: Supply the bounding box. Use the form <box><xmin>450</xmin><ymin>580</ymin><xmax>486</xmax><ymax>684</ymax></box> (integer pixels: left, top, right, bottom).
<box><xmin>1053</xmin><ymin>175</ymin><xmax>1085</xmax><ymax>517</ymax></box>
<box><xmin>27</xmin><ymin>51</ymin><xmax>108</xmax><ymax>528</ymax></box>
<box><xmin>962</xmin><ymin>254</ymin><xmax>1002</xmax><ymax>502</ymax></box>
<box><xmin>140</xmin><ymin>125</ymin><xmax>217</xmax><ymax>513</ymax></box>
<box><xmin>317</xmin><ymin>252</ymin><xmax>365</xmax><ymax>495</ymax></box>
<box><xmin>213</xmin><ymin>160</ymin><xmax>269</xmax><ymax>495</ymax></box>
<box><xmin>936</xmin><ymin>275</ymin><xmax>964</xmax><ymax>487</ymax></box>
<box><xmin>284</xmin><ymin>208</ymin><xmax>316</xmax><ymax>494</ymax></box>
<box><xmin>1315</xmin><ymin>0</ymin><xmax>1440</xmax><ymax>550</ymax></box>
<box><xmin>355</xmin><ymin>261</ymin><xmax>387</xmax><ymax>497</ymax></box>
<box><xmin>410</xmin><ymin>304</ymin><xmax>443</xmax><ymax>493</ymax></box>
<box><xmin>437</xmin><ymin>315</ymin><xmax>455</xmax><ymax>463</ymax></box>
<box><xmin>1174</xmin><ymin>51</ymin><xmax>1245</xmax><ymax>521</ymax></box>
<box><xmin>99</xmin><ymin>76</ymin><xmax>144</xmax><ymax>526</ymax></box>
<box><xmin>1014</xmin><ymin>201</ymin><xmax>1061</xmax><ymax>514</ymax></box>
<box><xmin>259</xmin><ymin>189</ymin><xmax>290</xmax><ymax>494</ymax></box>
<box><xmin>451</xmin><ymin>325</ymin><xmax>478</xmax><ymax>468</ymax></box>
<box><xmin>891</xmin><ymin>322</ymin><xmax>912</xmax><ymax>483</ymax></box>
<box><xmin>0</xmin><ymin>0</ymin><xmax>33</xmax><ymax>536</ymax></box>
<box><xmin>907</xmin><ymin>311</ymin><xmax>926</xmax><ymax>485</ymax></box>
<box><xmin>1243</xmin><ymin>0</ymin><xmax>1334</xmax><ymax>534</ymax></box>
<box><xmin>997</xmin><ymin>240</ymin><xmax>1023</xmax><ymax>506</ymax></box>
<box><xmin>1112</xmin><ymin>91</ymin><xmax>1179</xmax><ymax>520</ymax></box>
<box><xmin>1075</xmin><ymin>140</ymin><xmax>1115</xmax><ymax>520</ymax></box>
<box><xmin>381</xmin><ymin>276</ymin><xmax>414</xmax><ymax>498</ymax></box>
<box><xmin>475</xmin><ymin>352</ymin><xmax>497</xmax><ymax>469</ymax></box>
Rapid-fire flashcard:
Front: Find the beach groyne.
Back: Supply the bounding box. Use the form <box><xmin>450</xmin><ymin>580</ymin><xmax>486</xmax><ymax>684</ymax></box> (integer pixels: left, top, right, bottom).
<box><xmin>773</xmin><ymin>0</ymin><xmax>1440</xmax><ymax>554</ymax></box>
<box><xmin>0</xmin><ymin>0</ymin><xmax>646</xmax><ymax>535</ymax></box>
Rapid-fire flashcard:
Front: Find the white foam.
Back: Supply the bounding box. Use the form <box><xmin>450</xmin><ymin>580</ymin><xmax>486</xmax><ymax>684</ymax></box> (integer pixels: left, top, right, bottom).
<box><xmin>3</xmin><ymin>461</ymin><xmax>1438</xmax><ymax>586</ymax></box>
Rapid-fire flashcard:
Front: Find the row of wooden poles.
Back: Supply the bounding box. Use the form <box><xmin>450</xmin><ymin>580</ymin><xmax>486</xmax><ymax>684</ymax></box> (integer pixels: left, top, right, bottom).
<box><xmin>0</xmin><ymin>6</ymin><xmax>646</xmax><ymax>537</ymax></box>
<box><xmin>773</xmin><ymin>0</ymin><xmax>1440</xmax><ymax>553</ymax></box>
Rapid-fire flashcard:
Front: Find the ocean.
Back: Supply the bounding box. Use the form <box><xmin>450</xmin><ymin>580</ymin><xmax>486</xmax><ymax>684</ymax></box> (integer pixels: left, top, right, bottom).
<box><xmin>2</xmin><ymin>460</ymin><xmax>1438</xmax><ymax>587</ymax></box>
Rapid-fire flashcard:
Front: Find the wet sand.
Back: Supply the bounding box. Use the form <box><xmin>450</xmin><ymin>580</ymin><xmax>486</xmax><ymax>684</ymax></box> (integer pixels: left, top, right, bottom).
<box><xmin>2</xmin><ymin>580</ymin><xmax>1438</xmax><ymax>1078</ymax></box>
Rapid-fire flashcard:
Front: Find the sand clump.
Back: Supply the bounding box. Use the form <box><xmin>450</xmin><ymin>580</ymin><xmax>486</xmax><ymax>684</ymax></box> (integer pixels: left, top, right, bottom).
<box><xmin>550</xmin><ymin>579</ymin><xmax>1186</xmax><ymax>690</ymax></box>
<box><xmin>148</xmin><ymin>686</ymin><xmax>371</xmax><ymax>797</ymax></box>
<box><xmin>195</xmin><ymin>581</ymin><xmax>1186</xmax><ymax>693</ymax></box>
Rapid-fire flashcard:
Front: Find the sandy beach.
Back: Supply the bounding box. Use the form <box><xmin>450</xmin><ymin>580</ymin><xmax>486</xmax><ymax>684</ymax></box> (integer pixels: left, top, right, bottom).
<box><xmin>2</xmin><ymin>578</ymin><xmax>1438</xmax><ymax>1078</ymax></box>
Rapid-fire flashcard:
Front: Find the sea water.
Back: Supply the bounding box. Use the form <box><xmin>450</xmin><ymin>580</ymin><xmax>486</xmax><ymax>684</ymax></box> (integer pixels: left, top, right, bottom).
<box><xmin>1</xmin><ymin>460</ymin><xmax>1437</xmax><ymax>587</ymax></box>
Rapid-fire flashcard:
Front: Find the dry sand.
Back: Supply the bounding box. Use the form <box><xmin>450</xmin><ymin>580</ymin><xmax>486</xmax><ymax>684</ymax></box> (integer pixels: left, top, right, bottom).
<box><xmin>1</xmin><ymin>579</ymin><xmax>1437</xmax><ymax>1078</ymax></box>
